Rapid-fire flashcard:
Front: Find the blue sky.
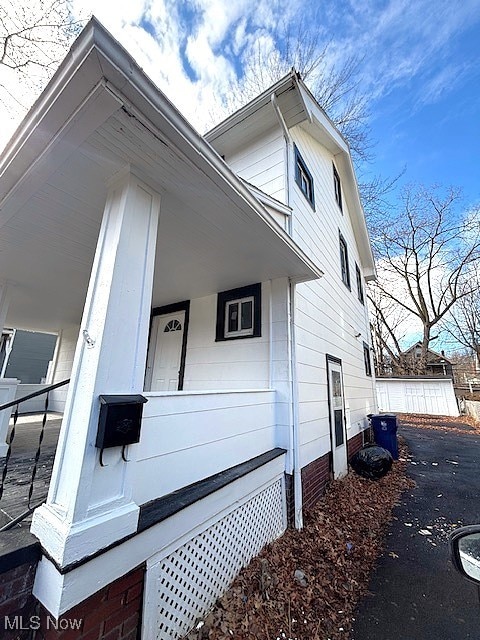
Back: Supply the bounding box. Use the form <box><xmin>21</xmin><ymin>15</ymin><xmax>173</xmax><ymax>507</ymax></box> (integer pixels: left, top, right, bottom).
<box><xmin>1</xmin><ymin>0</ymin><xmax>480</xmax><ymax>210</ymax></box>
<box><xmin>78</xmin><ymin>0</ymin><xmax>480</xmax><ymax>211</ymax></box>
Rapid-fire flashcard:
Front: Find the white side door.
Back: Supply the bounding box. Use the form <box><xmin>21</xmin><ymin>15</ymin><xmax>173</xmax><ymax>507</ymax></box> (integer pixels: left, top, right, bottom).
<box><xmin>145</xmin><ymin>311</ymin><xmax>185</xmax><ymax>391</ymax></box>
<box><xmin>327</xmin><ymin>358</ymin><xmax>348</xmax><ymax>479</ymax></box>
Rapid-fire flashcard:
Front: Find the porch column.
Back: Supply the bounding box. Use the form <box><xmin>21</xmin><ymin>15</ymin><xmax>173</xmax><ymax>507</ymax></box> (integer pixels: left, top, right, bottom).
<box><xmin>31</xmin><ymin>168</ymin><xmax>161</xmax><ymax>567</ymax></box>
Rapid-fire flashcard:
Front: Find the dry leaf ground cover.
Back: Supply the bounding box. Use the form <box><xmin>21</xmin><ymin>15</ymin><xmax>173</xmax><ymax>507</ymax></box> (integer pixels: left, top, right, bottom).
<box><xmin>186</xmin><ymin>440</ymin><xmax>414</xmax><ymax>640</ymax></box>
<box><xmin>397</xmin><ymin>412</ymin><xmax>480</xmax><ymax>436</ymax></box>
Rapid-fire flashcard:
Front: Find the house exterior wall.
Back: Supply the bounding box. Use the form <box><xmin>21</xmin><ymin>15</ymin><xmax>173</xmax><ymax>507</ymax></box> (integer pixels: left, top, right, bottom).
<box><xmin>288</xmin><ymin>126</ymin><xmax>375</xmax><ymax>469</ymax></box>
<box><xmin>215</xmin><ymin>117</ymin><xmax>376</xmax><ymax>486</ymax></box>
<box><xmin>134</xmin><ymin>389</ymin><xmax>277</xmax><ymax>504</ymax></box>
<box><xmin>2</xmin><ymin>330</ymin><xmax>57</xmax><ymax>384</ymax></box>
<box><xmin>224</xmin><ymin>126</ymin><xmax>286</xmax><ymax>204</ymax></box>
<box><xmin>182</xmin><ymin>283</ymin><xmax>270</xmax><ymax>391</ymax></box>
<box><xmin>49</xmin><ymin>325</ymin><xmax>79</xmax><ymax>413</ymax></box>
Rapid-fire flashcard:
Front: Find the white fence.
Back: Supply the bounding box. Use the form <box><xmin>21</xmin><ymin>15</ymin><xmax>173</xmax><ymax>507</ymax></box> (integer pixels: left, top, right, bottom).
<box><xmin>376</xmin><ymin>378</ymin><xmax>458</xmax><ymax>416</ymax></box>
<box><xmin>463</xmin><ymin>400</ymin><xmax>480</xmax><ymax>423</ymax></box>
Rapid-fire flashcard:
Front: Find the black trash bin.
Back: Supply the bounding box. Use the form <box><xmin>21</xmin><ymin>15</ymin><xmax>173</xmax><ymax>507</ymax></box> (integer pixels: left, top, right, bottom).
<box><xmin>371</xmin><ymin>414</ymin><xmax>399</xmax><ymax>459</ymax></box>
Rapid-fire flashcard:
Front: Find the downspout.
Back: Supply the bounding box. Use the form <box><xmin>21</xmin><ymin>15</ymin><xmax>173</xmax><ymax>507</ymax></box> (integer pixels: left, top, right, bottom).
<box><xmin>271</xmin><ymin>93</ymin><xmax>293</xmax><ymax>235</ymax></box>
<box><xmin>271</xmin><ymin>93</ymin><xmax>303</xmax><ymax>529</ymax></box>
<box><xmin>288</xmin><ymin>278</ymin><xmax>303</xmax><ymax>530</ymax></box>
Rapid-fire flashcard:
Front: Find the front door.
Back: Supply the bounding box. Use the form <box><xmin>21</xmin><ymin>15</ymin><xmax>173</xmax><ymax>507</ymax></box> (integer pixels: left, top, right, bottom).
<box><xmin>327</xmin><ymin>357</ymin><xmax>348</xmax><ymax>478</ymax></box>
<box><xmin>145</xmin><ymin>311</ymin><xmax>185</xmax><ymax>391</ymax></box>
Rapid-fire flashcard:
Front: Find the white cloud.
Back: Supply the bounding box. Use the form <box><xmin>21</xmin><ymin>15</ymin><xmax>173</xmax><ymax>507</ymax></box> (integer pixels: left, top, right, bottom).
<box><xmin>1</xmin><ymin>0</ymin><xmax>479</xmax><ymax>152</ymax></box>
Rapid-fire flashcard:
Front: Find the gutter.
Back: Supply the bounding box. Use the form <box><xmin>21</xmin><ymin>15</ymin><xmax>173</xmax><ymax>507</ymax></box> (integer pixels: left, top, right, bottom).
<box><xmin>271</xmin><ymin>93</ymin><xmax>293</xmax><ymax>234</ymax></box>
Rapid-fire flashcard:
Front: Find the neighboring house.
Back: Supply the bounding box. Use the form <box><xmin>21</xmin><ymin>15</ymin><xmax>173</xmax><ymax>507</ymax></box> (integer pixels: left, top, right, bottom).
<box><xmin>0</xmin><ymin>19</ymin><xmax>376</xmax><ymax>640</ymax></box>
<box><xmin>0</xmin><ymin>329</ymin><xmax>57</xmax><ymax>383</ymax></box>
<box><xmin>397</xmin><ymin>342</ymin><xmax>454</xmax><ymax>378</ymax></box>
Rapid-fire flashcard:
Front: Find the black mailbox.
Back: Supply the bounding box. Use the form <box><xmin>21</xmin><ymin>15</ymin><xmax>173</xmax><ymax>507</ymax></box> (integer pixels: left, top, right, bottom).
<box><xmin>96</xmin><ymin>395</ymin><xmax>148</xmax><ymax>452</ymax></box>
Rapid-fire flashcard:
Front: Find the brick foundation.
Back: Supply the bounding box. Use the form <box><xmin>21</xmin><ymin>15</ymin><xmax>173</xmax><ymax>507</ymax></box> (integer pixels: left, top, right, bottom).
<box><xmin>347</xmin><ymin>432</ymin><xmax>364</xmax><ymax>461</ymax></box>
<box><xmin>286</xmin><ymin>431</ymin><xmax>371</xmax><ymax>522</ymax></box>
<box><xmin>0</xmin><ymin>563</ymin><xmax>39</xmax><ymax>640</ymax></box>
<box><xmin>33</xmin><ymin>566</ymin><xmax>145</xmax><ymax>640</ymax></box>
<box><xmin>284</xmin><ymin>473</ymin><xmax>295</xmax><ymax>527</ymax></box>
<box><xmin>301</xmin><ymin>452</ymin><xmax>331</xmax><ymax>510</ymax></box>
<box><xmin>0</xmin><ymin>531</ymin><xmax>40</xmax><ymax>640</ymax></box>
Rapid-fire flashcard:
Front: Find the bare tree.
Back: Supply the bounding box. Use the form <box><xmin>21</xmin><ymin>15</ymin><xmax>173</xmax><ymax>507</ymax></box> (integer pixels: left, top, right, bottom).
<box><xmin>368</xmin><ymin>282</ymin><xmax>410</xmax><ymax>376</ymax></box>
<box><xmin>222</xmin><ymin>13</ymin><xmax>372</xmax><ymax>163</ymax></box>
<box><xmin>369</xmin><ymin>184</ymin><xmax>480</xmax><ymax>375</ymax></box>
<box><xmin>443</xmin><ymin>278</ymin><xmax>480</xmax><ymax>369</ymax></box>
<box><xmin>0</xmin><ymin>0</ymin><xmax>83</xmax><ymax>111</ymax></box>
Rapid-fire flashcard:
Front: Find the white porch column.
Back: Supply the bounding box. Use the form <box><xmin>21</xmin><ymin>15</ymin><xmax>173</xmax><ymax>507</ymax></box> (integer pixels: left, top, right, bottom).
<box><xmin>31</xmin><ymin>169</ymin><xmax>161</xmax><ymax>567</ymax></box>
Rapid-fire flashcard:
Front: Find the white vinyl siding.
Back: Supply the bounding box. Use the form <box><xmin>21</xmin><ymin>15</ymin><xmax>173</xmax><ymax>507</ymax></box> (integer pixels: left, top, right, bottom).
<box><xmin>50</xmin><ymin>325</ymin><xmax>79</xmax><ymax>412</ymax></box>
<box><xmin>289</xmin><ymin>126</ymin><xmax>376</xmax><ymax>468</ymax></box>
<box><xmin>225</xmin><ymin>127</ymin><xmax>286</xmax><ymax>203</ymax></box>
<box><xmin>183</xmin><ymin>284</ymin><xmax>270</xmax><ymax>391</ymax></box>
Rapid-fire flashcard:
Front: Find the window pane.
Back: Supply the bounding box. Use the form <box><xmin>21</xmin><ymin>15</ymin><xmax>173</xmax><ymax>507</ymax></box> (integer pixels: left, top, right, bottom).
<box><xmin>364</xmin><ymin>346</ymin><xmax>372</xmax><ymax>376</ymax></box>
<box><xmin>334</xmin><ymin>409</ymin><xmax>344</xmax><ymax>446</ymax></box>
<box><xmin>241</xmin><ymin>300</ymin><xmax>253</xmax><ymax>330</ymax></box>
<box><xmin>228</xmin><ymin>302</ymin><xmax>239</xmax><ymax>333</ymax></box>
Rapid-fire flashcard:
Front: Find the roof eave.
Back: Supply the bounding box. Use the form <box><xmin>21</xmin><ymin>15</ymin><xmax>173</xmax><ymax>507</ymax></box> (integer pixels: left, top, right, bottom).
<box><xmin>0</xmin><ymin>19</ymin><xmax>321</xmax><ymax>285</ymax></box>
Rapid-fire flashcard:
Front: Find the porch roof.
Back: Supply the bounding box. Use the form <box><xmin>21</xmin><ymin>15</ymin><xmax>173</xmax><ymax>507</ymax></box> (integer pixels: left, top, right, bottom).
<box><xmin>0</xmin><ymin>19</ymin><xmax>322</xmax><ymax>333</ymax></box>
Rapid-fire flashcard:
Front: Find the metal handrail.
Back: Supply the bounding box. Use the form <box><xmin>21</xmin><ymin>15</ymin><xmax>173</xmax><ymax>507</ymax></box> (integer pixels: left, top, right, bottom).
<box><xmin>0</xmin><ymin>378</ymin><xmax>70</xmax><ymax>529</ymax></box>
<box><xmin>0</xmin><ymin>378</ymin><xmax>70</xmax><ymax>412</ymax></box>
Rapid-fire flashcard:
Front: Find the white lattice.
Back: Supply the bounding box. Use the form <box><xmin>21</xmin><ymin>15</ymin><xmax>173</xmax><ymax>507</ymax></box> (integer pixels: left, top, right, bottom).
<box><xmin>151</xmin><ymin>480</ymin><xmax>285</xmax><ymax>639</ymax></box>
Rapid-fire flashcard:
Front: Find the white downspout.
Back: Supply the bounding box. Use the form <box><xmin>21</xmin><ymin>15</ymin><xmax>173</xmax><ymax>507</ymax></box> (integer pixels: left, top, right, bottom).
<box><xmin>288</xmin><ymin>278</ymin><xmax>303</xmax><ymax>530</ymax></box>
<box><xmin>271</xmin><ymin>93</ymin><xmax>303</xmax><ymax>529</ymax></box>
<box><xmin>271</xmin><ymin>93</ymin><xmax>293</xmax><ymax>235</ymax></box>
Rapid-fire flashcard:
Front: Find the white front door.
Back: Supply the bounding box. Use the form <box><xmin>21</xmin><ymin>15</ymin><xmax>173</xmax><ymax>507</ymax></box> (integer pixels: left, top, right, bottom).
<box><xmin>327</xmin><ymin>358</ymin><xmax>348</xmax><ymax>479</ymax></box>
<box><xmin>145</xmin><ymin>311</ymin><xmax>185</xmax><ymax>391</ymax></box>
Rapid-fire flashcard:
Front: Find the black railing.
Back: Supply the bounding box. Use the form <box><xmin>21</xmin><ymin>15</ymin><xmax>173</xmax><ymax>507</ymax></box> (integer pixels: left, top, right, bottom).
<box><xmin>0</xmin><ymin>379</ymin><xmax>69</xmax><ymax>531</ymax></box>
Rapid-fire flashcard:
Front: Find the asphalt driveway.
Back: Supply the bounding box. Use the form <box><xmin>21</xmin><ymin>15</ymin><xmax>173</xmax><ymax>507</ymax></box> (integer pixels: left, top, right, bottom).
<box><xmin>352</xmin><ymin>414</ymin><xmax>480</xmax><ymax>640</ymax></box>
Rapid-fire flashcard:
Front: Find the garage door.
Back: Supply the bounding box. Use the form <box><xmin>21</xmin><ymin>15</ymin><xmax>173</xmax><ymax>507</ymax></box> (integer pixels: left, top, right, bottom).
<box><xmin>377</xmin><ymin>378</ymin><xmax>458</xmax><ymax>416</ymax></box>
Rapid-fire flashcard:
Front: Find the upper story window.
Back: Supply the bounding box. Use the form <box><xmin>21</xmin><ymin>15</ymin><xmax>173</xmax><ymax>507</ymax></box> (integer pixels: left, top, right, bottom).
<box><xmin>339</xmin><ymin>233</ymin><xmax>350</xmax><ymax>289</ymax></box>
<box><xmin>294</xmin><ymin>145</ymin><xmax>315</xmax><ymax>208</ymax></box>
<box><xmin>333</xmin><ymin>163</ymin><xmax>342</xmax><ymax>212</ymax></box>
<box><xmin>216</xmin><ymin>283</ymin><xmax>261</xmax><ymax>341</ymax></box>
<box><xmin>355</xmin><ymin>263</ymin><xmax>364</xmax><ymax>304</ymax></box>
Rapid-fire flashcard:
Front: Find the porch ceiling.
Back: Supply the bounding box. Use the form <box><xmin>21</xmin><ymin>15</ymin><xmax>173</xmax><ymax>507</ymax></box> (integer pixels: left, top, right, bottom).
<box><xmin>1</xmin><ymin>106</ymin><xmax>320</xmax><ymax>332</ymax></box>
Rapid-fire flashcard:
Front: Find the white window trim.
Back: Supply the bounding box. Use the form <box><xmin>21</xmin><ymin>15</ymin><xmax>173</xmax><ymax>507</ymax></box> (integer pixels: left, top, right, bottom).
<box><xmin>224</xmin><ymin>296</ymin><xmax>255</xmax><ymax>338</ymax></box>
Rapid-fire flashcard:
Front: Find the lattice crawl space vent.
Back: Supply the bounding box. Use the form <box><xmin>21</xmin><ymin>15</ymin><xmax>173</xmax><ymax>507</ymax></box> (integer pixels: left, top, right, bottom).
<box><xmin>150</xmin><ymin>479</ymin><xmax>285</xmax><ymax>639</ymax></box>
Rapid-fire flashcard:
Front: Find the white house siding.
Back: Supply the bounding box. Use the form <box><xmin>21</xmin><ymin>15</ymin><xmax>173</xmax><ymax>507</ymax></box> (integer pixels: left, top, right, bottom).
<box><xmin>49</xmin><ymin>325</ymin><xmax>78</xmax><ymax>412</ymax></box>
<box><xmin>135</xmin><ymin>389</ymin><xmax>277</xmax><ymax>504</ymax></box>
<box><xmin>289</xmin><ymin>126</ymin><xmax>376</xmax><ymax>468</ymax></box>
<box><xmin>225</xmin><ymin>127</ymin><xmax>286</xmax><ymax>204</ymax></box>
<box><xmin>183</xmin><ymin>283</ymin><xmax>270</xmax><ymax>391</ymax></box>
